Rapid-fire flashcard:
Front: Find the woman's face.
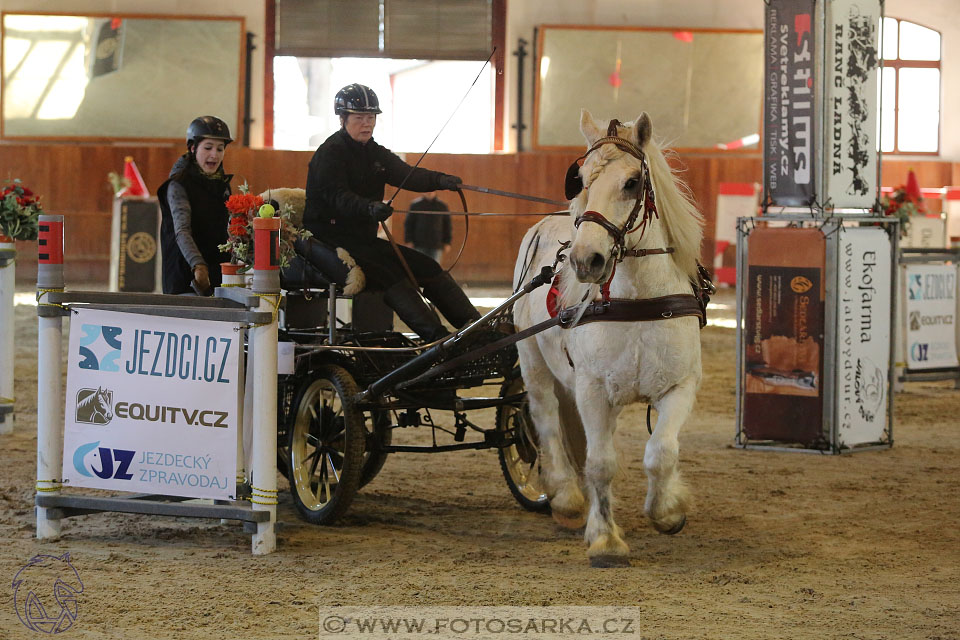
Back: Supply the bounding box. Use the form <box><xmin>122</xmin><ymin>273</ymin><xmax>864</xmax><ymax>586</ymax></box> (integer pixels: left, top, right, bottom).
<box><xmin>343</xmin><ymin>113</ymin><xmax>376</xmax><ymax>144</ymax></box>
<box><xmin>194</xmin><ymin>138</ymin><xmax>226</xmax><ymax>174</ymax></box>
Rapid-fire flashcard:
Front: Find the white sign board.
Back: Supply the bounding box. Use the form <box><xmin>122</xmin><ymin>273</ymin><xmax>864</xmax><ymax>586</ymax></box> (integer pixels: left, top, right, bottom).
<box><xmin>836</xmin><ymin>228</ymin><xmax>891</xmax><ymax>446</ymax></box>
<box><xmin>63</xmin><ymin>308</ymin><xmax>240</xmax><ymax>500</ymax></box>
<box><xmin>903</xmin><ymin>215</ymin><xmax>947</xmax><ymax>249</ymax></box>
<box><xmin>824</xmin><ymin>0</ymin><xmax>880</xmax><ymax>209</ymax></box>
<box><xmin>904</xmin><ymin>264</ymin><xmax>959</xmax><ymax>370</ymax></box>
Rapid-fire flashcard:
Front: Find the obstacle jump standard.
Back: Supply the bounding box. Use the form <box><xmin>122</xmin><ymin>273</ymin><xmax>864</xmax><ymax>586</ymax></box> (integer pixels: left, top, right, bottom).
<box><xmin>35</xmin><ymin>214</ymin><xmax>282</xmax><ymax>555</ymax></box>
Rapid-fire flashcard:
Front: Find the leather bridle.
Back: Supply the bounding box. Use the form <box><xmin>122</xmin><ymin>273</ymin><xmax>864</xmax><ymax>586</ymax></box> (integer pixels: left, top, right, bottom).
<box><xmin>570</xmin><ymin>119</ymin><xmax>665</xmax><ymax>263</ymax></box>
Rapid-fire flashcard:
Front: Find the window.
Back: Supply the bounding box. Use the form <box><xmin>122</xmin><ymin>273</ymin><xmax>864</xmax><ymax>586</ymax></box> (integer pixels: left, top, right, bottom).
<box><xmin>879</xmin><ymin>18</ymin><xmax>941</xmax><ymax>154</ymax></box>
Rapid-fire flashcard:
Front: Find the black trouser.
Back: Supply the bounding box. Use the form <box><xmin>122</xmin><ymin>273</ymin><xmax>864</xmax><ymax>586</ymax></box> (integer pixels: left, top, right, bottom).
<box><xmin>328</xmin><ymin>233</ymin><xmax>443</xmax><ymax>288</ymax></box>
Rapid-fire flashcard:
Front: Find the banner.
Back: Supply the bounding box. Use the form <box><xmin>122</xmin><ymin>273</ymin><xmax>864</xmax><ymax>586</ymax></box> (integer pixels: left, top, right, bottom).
<box><xmin>743</xmin><ymin>228</ymin><xmax>825</xmax><ymax>444</ymax></box>
<box><xmin>116</xmin><ymin>199</ymin><xmax>160</xmax><ymax>292</ymax></box>
<box><xmin>824</xmin><ymin>0</ymin><xmax>880</xmax><ymax>208</ymax></box>
<box><xmin>63</xmin><ymin>309</ymin><xmax>240</xmax><ymax>500</ymax></box>
<box><xmin>764</xmin><ymin>0</ymin><xmax>816</xmax><ymax>207</ymax></box>
<box><xmin>904</xmin><ymin>264</ymin><xmax>959</xmax><ymax>370</ymax></box>
<box><xmin>836</xmin><ymin>228</ymin><xmax>891</xmax><ymax>446</ymax></box>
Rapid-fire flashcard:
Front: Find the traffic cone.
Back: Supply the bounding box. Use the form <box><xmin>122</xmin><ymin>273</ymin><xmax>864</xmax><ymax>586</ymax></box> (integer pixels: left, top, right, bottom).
<box><xmin>118</xmin><ymin>156</ymin><xmax>149</xmax><ymax>197</ymax></box>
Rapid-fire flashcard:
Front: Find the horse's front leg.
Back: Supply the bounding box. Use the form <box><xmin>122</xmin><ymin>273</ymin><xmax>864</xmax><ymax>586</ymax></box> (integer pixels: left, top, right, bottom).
<box><xmin>645</xmin><ymin>377</ymin><xmax>696</xmax><ymax>535</ymax></box>
<box><xmin>575</xmin><ymin>380</ymin><xmax>628</xmax><ymax>567</ymax></box>
<box><xmin>518</xmin><ymin>342</ymin><xmax>586</xmax><ymax>528</ymax></box>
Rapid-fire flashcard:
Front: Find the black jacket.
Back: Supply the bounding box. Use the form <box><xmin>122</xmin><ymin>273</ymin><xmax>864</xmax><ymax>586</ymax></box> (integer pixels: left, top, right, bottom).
<box><xmin>404</xmin><ymin>196</ymin><xmax>451</xmax><ymax>249</ymax></box>
<box><xmin>158</xmin><ymin>154</ymin><xmax>231</xmax><ymax>294</ymax></box>
<box><xmin>303</xmin><ymin>129</ymin><xmax>451</xmax><ymax>240</ymax></box>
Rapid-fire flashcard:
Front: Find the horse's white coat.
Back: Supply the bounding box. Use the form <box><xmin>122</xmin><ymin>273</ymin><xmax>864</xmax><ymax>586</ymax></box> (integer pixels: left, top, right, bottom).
<box><xmin>512</xmin><ymin>110</ymin><xmax>704</xmax><ymax>565</ymax></box>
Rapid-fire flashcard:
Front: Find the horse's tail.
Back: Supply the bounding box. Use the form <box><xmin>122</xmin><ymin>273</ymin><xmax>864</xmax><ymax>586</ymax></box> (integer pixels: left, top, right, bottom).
<box><xmin>554</xmin><ymin>380</ymin><xmax>586</xmax><ymax>472</ymax></box>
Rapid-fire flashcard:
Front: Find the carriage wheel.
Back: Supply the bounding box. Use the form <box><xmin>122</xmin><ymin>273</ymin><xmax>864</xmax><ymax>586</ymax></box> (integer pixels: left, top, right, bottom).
<box><xmin>497</xmin><ymin>369</ymin><xmax>550</xmax><ymax>513</ymax></box>
<box><xmin>359</xmin><ymin>409</ymin><xmax>392</xmax><ymax>488</ymax></box>
<box><xmin>287</xmin><ymin>365</ymin><xmax>365</xmax><ymax>525</ymax></box>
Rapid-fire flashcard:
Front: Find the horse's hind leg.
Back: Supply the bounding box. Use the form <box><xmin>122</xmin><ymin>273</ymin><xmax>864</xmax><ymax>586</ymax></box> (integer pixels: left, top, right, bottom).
<box><xmin>645</xmin><ymin>378</ymin><xmax>696</xmax><ymax>535</ymax></box>
<box><xmin>518</xmin><ymin>343</ymin><xmax>586</xmax><ymax>528</ymax></box>
<box><xmin>575</xmin><ymin>382</ymin><xmax>629</xmax><ymax>567</ymax></box>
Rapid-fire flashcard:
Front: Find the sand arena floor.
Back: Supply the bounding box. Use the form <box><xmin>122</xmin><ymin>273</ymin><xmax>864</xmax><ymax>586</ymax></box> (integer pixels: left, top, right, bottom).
<box><xmin>0</xmin><ymin>289</ymin><xmax>957</xmax><ymax>639</ymax></box>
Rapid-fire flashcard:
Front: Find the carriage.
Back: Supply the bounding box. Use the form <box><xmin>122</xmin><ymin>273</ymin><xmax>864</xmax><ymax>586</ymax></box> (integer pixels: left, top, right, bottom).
<box><xmin>272</xmin><ymin>253</ymin><xmax>553</xmax><ymax>526</ymax></box>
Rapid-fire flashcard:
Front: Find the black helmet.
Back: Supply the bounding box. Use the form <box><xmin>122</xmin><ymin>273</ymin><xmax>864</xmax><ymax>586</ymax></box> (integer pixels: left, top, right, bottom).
<box><xmin>186</xmin><ymin>116</ymin><xmax>233</xmax><ymax>148</ymax></box>
<box><xmin>334</xmin><ymin>84</ymin><xmax>382</xmax><ymax>116</ymax></box>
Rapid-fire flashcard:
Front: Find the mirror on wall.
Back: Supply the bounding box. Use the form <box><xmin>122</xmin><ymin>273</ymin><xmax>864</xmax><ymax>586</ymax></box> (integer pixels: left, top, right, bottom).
<box><xmin>535</xmin><ymin>26</ymin><xmax>763</xmax><ymax>151</ymax></box>
<box><xmin>1</xmin><ymin>13</ymin><xmax>243</xmax><ymax>141</ymax></box>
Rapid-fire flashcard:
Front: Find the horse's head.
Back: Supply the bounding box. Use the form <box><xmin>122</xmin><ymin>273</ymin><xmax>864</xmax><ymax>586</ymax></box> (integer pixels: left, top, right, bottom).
<box><xmin>95</xmin><ymin>387</ymin><xmax>113</xmax><ymax>421</ymax></box>
<box><xmin>567</xmin><ymin>110</ymin><xmax>654</xmax><ymax>283</ymax></box>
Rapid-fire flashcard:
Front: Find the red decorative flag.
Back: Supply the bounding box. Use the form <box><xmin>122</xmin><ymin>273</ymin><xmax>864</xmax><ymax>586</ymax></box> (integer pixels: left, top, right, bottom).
<box><xmin>119</xmin><ymin>156</ymin><xmax>148</xmax><ymax>197</ymax></box>
<box><xmin>673</xmin><ymin>31</ymin><xmax>694</xmax><ymax>43</ymax></box>
<box><xmin>905</xmin><ymin>169</ymin><xmax>921</xmax><ymax>202</ymax></box>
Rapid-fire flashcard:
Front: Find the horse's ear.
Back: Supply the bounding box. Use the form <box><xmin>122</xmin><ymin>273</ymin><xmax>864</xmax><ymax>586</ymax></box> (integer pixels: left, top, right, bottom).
<box><xmin>579</xmin><ymin>109</ymin><xmax>603</xmax><ymax>147</ymax></box>
<box><xmin>632</xmin><ymin>113</ymin><xmax>652</xmax><ymax>148</ymax></box>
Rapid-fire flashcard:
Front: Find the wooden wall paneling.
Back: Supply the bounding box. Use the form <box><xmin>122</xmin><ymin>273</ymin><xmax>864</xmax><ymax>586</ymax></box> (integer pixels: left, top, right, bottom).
<box><xmin>5</xmin><ymin>144</ymin><xmax>956</xmax><ymax>286</ymax></box>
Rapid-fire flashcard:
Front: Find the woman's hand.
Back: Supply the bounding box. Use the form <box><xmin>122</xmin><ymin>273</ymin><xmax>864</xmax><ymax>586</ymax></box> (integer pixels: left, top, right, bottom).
<box><xmin>193</xmin><ymin>264</ymin><xmax>211</xmax><ymax>294</ymax></box>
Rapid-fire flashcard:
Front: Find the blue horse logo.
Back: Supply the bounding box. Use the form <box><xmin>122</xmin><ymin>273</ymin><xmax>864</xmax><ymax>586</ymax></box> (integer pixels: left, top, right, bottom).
<box><xmin>12</xmin><ymin>552</ymin><xmax>84</xmax><ymax>634</ymax></box>
<box><xmin>77</xmin><ymin>324</ymin><xmax>122</xmax><ymax>372</ymax></box>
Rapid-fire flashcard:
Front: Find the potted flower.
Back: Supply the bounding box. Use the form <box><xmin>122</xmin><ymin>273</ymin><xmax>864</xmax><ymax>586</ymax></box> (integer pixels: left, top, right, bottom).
<box><xmin>880</xmin><ymin>170</ymin><xmax>924</xmax><ymax>238</ymax></box>
<box><xmin>218</xmin><ymin>182</ymin><xmax>310</xmax><ymax>272</ymax></box>
<box><xmin>0</xmin><ymin>179</ymin><xmax>43</xmax><ymax>242</ymax></box>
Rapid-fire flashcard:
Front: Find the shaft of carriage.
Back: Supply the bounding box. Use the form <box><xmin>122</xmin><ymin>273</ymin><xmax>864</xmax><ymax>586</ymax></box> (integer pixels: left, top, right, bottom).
<box><xmin>358</xmin><ymin>265</ymin><xmax>555</xmax><ymax>400</ymax></box>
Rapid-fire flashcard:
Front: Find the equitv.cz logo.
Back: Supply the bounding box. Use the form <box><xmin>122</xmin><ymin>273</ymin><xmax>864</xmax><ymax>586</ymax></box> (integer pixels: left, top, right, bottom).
<box><xmin>75</xmin><ymin>387</ymin><xmax>114</xmax><ymax>425</ymax></box>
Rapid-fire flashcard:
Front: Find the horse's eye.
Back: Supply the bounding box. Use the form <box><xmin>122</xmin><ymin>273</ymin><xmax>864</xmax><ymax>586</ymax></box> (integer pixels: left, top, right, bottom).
<box><xmin>624</xmin><ymin>177</ymin><xmax>639</xmax><ymax>190</ymax></box>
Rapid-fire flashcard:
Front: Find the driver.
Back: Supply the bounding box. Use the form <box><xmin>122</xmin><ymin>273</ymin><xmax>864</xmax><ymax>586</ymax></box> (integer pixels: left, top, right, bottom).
<box><xmin>302</xmin><ymin>83</ymin><xmax>480</xmax><ymax>342</ymax></box>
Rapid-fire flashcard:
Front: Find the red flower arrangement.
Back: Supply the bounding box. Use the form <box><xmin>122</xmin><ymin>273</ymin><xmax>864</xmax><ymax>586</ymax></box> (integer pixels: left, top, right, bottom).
<box><xmin>881</xmin><ymin>170</ymin><xmax>924</xmax><ymax>238</ymax></box>
<box><xmin>218</xmin><ymin>183</ymin><xmax>309</xmax><ymax>270</ymax></box>
<box><xmin>0</xmin><ymin>179</ymin><xmax>44</xmax><ymax>241</ymax></box>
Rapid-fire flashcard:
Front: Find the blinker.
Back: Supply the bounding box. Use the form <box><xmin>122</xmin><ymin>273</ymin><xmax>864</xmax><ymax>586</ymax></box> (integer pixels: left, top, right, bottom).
<box><xmin>564</xmin><ymin>159</ymin><xmax>584</xmax><ymax>200</ymax></box>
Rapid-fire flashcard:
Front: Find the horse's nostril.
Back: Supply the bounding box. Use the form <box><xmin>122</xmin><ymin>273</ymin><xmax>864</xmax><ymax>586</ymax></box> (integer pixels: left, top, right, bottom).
<box><xmin>589</xmin><ymin>253</ymin><xmax>605</xmax><ymax>274</ymax></box>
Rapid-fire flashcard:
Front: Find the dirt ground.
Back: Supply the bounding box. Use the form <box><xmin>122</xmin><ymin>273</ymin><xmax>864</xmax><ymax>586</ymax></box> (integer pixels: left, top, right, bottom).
<box><xmin>0</xmin><ymin>289</ymin><xmax>957</xmax><ymax>639</ymax></box>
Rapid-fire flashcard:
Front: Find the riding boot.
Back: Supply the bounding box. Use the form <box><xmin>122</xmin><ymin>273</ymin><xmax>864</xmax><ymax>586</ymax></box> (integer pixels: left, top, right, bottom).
<box><xmin>383</xmin><ymin>280</ymin><xmax>448</xmax><ymax>342</ymax></box>
<box><xmin>420</xmin><ymin>272</ymin><xmax>481</xmax><ymax>329</ymax></box>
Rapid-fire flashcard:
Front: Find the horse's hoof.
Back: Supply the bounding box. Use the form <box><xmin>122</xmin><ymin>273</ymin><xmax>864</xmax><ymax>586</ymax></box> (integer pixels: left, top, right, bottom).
<box><xmin>589</xmin><ymin>554</ymin><xmax>631</xmax><ymax>569</ymax></box>
<box><xmin>552</xmin><ymin>510</ymin><xmax>587</xmax><ymax>529</ymax></box>
<box><xmin>654</xmin><ymin>515</ymin><xmax>686</xmax><ymax>536</ymax></box>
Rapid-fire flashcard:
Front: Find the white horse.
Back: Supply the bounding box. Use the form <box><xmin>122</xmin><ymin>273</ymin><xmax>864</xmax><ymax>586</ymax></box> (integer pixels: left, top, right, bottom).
<box><xmin>512</xmin><ymin>110</ymin><xmax>706</xmax><ymax>567</ymax></box>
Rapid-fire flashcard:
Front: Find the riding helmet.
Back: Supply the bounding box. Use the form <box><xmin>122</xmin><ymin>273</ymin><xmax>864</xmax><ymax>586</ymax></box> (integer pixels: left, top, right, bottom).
<box><xmin>334</xmin><ymin>84</ymin><xmax>382</xmax><ymax>115</ymax></box>
<box><xmin>186</xmin><ymin>116</ymin><xmax>233</xmax><ymax>148</ymax></box>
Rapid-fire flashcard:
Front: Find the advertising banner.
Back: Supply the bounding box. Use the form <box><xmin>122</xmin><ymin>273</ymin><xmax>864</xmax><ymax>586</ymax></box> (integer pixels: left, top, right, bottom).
<box><xmin>835</xmin><ymin>228</ymin><xmax>891</xmax><ymax>446</ymax></box>
<box><xmin>62</xmin><ymin>309</ymin><xmax>240</xmax><ymax>500</ymax></box>
<box><xmin>824</xmin><ymin>0</ymin><xmax>880</xmax><ymax>209</ymax></box>
<box><xmin>116</xmin><ymin>199</ymin><xmax>160</xmax><ymax>292</ymax></box>
<box><xmin>743</xmin><ymin>228</ymin><xmax>825</xmax><ymax>443</ymax></box>
<box><xmin>904</xmin><ymin>264</ymin><xmax>959</xmax><ymax>370</ymax></box>
<box><xmin>764</xmin><ymin>0</ymin><xmax>816</xmax><ymax>206</ymax></box>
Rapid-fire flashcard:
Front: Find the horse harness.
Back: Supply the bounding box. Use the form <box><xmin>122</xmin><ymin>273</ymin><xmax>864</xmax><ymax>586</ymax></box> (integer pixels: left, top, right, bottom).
<box><xmin>557</xmin><ymin>118</ymin><xmax>714</xmax><ymax>330</ymax></box>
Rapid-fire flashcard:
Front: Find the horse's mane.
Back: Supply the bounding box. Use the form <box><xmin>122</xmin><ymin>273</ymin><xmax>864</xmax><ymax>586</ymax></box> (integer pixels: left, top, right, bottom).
<box><xmin>558</xmin><ymin>121</ymin><xmax>703</xmax><ymax>310</ymax></box>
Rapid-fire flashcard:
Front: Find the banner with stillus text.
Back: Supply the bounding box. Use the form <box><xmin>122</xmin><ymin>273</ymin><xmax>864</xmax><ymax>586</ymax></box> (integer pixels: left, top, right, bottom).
<box><xmin>764</xmin><ymin>0</ymin><xmax>882</xmax><ymax>211</ymax></box>
<box><xmin>62</xmin><ymin>308</ymin><xmax>240</xmax><ymax>500</ymax></box>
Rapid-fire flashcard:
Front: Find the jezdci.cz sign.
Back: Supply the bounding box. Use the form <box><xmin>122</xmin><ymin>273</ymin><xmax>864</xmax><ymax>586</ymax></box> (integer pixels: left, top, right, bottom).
<box><xmin>63</xmin><ymin>308</ymin><xmax>240</xmax><ymax>500</ymax></box>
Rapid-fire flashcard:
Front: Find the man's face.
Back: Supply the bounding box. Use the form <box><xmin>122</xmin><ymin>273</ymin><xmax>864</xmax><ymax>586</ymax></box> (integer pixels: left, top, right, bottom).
<box><xmin>344</xmin><ymin>113</ymin><xmax>376</xmax><ymax>144</ymax></box>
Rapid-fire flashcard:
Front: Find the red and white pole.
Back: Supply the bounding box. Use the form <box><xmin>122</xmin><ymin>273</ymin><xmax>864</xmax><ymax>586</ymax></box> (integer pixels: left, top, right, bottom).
<box><xmin>36</xmin><ymin>214</ymin><xmax>64</xmax><ymax>539</ymax></box>
<box><xmin>0</xmin><ymin>231</ymin><xmax>14</xmax><ymax>434</ymax></box>
<box><xmin>249</xmin><ymin>216</ymin><xmax>280</xmax><ymax>554</ymax></box>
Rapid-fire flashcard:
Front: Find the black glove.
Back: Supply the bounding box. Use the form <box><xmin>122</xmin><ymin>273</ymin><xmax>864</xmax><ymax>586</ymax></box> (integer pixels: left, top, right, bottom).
<box><xmin>367</xmin><ymin>201</ymin><xmax>393</xmax><ymax>222</ymax></box>
<box><xmin>437</xmin><ymin>174</ymin><xmax>462</xmax><ymax>191</ymax></box>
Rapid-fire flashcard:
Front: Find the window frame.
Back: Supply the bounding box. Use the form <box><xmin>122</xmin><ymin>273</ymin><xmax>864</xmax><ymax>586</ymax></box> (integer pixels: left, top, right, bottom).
<box><xmin>882</xmin><ymin>17</ymin><xmax>942</xmax><ymax>155</ymax></box>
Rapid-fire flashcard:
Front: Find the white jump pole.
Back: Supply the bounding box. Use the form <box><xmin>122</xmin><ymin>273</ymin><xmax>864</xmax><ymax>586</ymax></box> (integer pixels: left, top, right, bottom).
<box><xmin>0</xmin><ymin>233</ymin><xmax>14</xmax><ymax>434</ymax></box>
<box><xmin>219</xmin><ymin>262</ymin><xmax>248</xmax><ymax>517</ymax></box>
<box><xmin>36</xmin><ymin>215</ymin><xmax>64</xmax><ymax>539</ymax></box>
<box><xmin>249</xmin><ymin>217</ymin><xmax>280</xmax><ymax>554</ymax></box>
